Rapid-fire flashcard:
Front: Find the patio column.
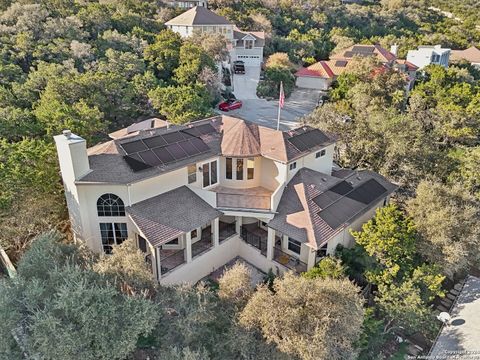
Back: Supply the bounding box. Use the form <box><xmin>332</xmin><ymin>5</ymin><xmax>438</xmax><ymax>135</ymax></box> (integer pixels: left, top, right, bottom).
<box><xmin>155</xmin><ymin>247</ymin><xmax>162</xmax><ymax>281</ymax></box>
<box><xmin>212</xmin><ymin>217</ymin><xmax>219</xmax><ymax>247</ymax></box>
<box><xmin>235</xmin><ymin>216</ymin><xmax>242</xmax><ymax>234</ymax></box>
<box><xmin>307</xmin><ymin>247</ymin><xmax>316</xmax><ymax>270</ymax></box>
<box><xmin>267</xmin><ymin>227</ymin><xmax>275</xmax><ymax>261</ymax></box>
<box><xmin>185</xmin><ymin>232</ymin><xmax>192</xmax><ymax>263</ymax></box>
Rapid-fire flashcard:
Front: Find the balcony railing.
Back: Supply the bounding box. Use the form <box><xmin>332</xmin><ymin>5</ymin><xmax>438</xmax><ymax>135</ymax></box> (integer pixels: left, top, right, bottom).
<box><xmin>160</xmin><ymin>249</ymin><xmax>186</xmax><ymax>275</ymax></box>
<box><xmin>219</xmin><ymin>221</ymin><xmax>236</xmax><ymax>242</ymax></box>
<box><xmin>240</xmin><ymin>225</ymin><xmax>267</xmax><ymax>256</ymax></box>
<box><xmin>192</xmin><ymin>229</ymin><xmax>214</xmax><ymax>259</ymax></box>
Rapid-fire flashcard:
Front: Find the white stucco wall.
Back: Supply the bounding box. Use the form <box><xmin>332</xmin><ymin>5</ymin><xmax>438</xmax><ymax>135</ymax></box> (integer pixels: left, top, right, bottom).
<box><xmin>286</xmin><ymin>143</ymin><xmax>335</xmax><ymax>181</ymax></box>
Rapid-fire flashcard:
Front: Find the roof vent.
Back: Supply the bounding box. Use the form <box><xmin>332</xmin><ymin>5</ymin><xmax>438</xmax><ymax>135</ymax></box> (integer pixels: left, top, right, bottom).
<box><xmin>356</xmin><ymin>176</ymin><xmax>361</xmax><ymax>180</ymax></box>
<box><xmin>321</xmin><ymin>177</ymin><xmax>327</xmax><ymax>182</ymax></box>
<box><xmin>310</xmin><ymin>184</ymin><xmax>315</xmax><ymax>189</ymax></box>
<box><xmin>150</xmin><ymin>120</ymin><xmax>155</xmax><ymax>128</ymax></box>
<box><xmin>62</xmin><ymin>129</ymin><xmax>72</xmax><ymax>139</ymax></box>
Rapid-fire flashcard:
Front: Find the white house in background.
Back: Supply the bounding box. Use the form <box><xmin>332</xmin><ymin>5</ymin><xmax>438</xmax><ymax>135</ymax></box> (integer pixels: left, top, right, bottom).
<box><xmin>406</xmin><ymin>45</ymin><xmax>450</xmax><ymax>69</ymax></box>
<box><xmin>165</xmin><ymin>0</ymin><xmax>207</xmax><ymax>9</ymax></box>
<box><xmin>450</xmin><ymin>46</ymin><xmax>480</xmax><ymax>69</ymax></box>
<box><xmin>165</xmin><ymin>6</ymin><xmax>264</xmax><ymax>66</ymax></box>
<box><xmin>54</xmin><ymin>115</ymin><xmax>396</xmax><ymax>285</ymax></box>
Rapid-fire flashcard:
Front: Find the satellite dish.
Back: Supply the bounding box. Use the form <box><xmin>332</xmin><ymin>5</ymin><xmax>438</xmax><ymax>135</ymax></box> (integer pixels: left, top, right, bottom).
<box><xmin>437</xmin><ymin>312</ymin><xmax>451</xmax><ymax>324</ymax></box>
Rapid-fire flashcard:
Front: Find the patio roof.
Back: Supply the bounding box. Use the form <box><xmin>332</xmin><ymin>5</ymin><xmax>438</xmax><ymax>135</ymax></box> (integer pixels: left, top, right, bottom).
<box><xmin>127</xmin><ymin>186</ymin><xmax>221</xmax><ymax>247</ymax></box>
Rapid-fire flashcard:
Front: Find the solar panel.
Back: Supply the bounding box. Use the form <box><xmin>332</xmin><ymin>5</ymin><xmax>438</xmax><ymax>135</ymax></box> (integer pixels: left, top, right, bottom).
<box><xmin>138</xmin><ymin>150</ymin><xmax>162</xmax><ymax>166</ymax></box>
<box><xmin>123</xmin><ymin>155</ymin><xmax>151</xmax><ymax>172</ymax></box>
<box><xmin>182</xmin><ymin>127</ymin><xmax>201</xmax><ymax>137</ymax></box>
<box><xmin>288</xmin><ymin>129</ymin><xmax>331</xmax><ymax>152</ymax></box>
<box><xmin>347</xmin><ymin>179</ymin><xmax>387</xmax><ymax>204</ymax></box>
<box><xmin>190</xmin><ymin>137</ymin><xmax>210</xmax><ymax>152</ymax></box>
<box><xmin>162</xmin><ymin>132</ymin><xmax>185</xmax><ymax>144</ymax></box>
<box><xmin>121</xmin><ymin>140</ymin><xmax>148</xmax><ymax>154</ymax></box>
<box><xmin>330</xmin><ymin>181</ymin><xmax>353</xmax><ymax>195</ymax></box>
<box><xmin>143</xmin><ymin>135</ymin><xmax>167</xmax><ymax>148</ymax></box>
<box><xmin>319</xmin><ymin>196</ymin><xmax>364</xmax><ymax>229</ymax></box>
<box><xmin>312</xmin><ymin>181</ymin><xmax>353</xmax><ymax>209</ymax></box>
<box><xmin>344</xmin><ymin>51</ymin><xmax>354</xmax><ymax>57</ymax></box>
<box><xmin>335</xmin><ymin>60</ymin><xmax>348</xmax><ymax>67</ymax></box>
<box><xmin>196</xmin><ymin>123</ymin><xmax>216</xmax><ymax>135</ymax></box>
<box><xmin>165</xmin><ymin>143</ymin><xmax>188</xmax><ymax>160</ymax></box>
<box><xmin>179</xmin><ymin>140</ymin><xmax>200</xmax><ymax>156</ymax></box>
<box><xmin>352</xmin><ymin>45</ymin><xmax>374</xmax><ymax>53</ymax></box>
<box><xmin>152</xmin><ymin>147</ymin><xmax>175</xmax><ymax>164</ymax></box>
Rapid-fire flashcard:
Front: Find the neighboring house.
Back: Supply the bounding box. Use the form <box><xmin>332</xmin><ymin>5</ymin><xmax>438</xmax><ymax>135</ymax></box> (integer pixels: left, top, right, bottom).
<box><xmin>295</xmin><ymin>44</ymin><xmax>415</xmax><ymax>90</ymax></box>
<box><xmin>165</xmin><ymin>6</ymin><xmax>264</xmax><ymax>66</ymax></box>
<box><xmin>450</xmin><ymin>46</ymin><xmax>480</xmax><ymax>68</ymax></box>
<box><xmin>165</xmin><ymin>0</ymin><xmax>207</xmax><ymax>9</ymax></box>
<box><xmin>54</xmin><ymin>115</ymin><xmax>396</xmax><ymax>285</ymax></box>
<box><xmin>406</xmin><ymin>45</ymin><xmax>450</xmax><ymax>69</ymax></box>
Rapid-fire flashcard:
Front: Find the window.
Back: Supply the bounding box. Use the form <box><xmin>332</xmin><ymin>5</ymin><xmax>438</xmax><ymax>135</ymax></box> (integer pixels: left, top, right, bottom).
<box><xmin>236</xmin><ymin>159</ymin><xmax>244</xmax><ymax>180</ymax></box>
<box><xmin>288</xmin><ymin>238</ymin><xmax>301</xmax><ymax>254</ymax></box>
<box><xmin>315</xmin><ymin>149</ymin><xmax>326</xmax><ymax>158</ymax></box>
<box><xmin>97</xmin><ymin>194</ymin><xmax>125</xmax><ymax>217</ymax></box>
<box><xmin>289</xmin><ymin>162</ymin><xmax>297</xmax><ymax>171</ymax></box>
<box><xmin>247</xmin><ymin>158</ymin><xmax>254</xmax><ymax>180</ymax></box>
<box><xmin>202</xmin><ymin>160</ymin><xmax>218</xmax><ymax>187</ymax></box>
<box><xmin>226</xmin><ymin>157</ymin><xmax>233</xmax><ymax>179</ymax></box>
<box><xmin>188</xmin><ymin>164</ymin><xmax>196</xmax><ymax>184</ymax></box>
<box><xmin>165</xmin><ymin>237</ymin><xmax>179</xmax><ymax>245</ymax></box>
<box><xmin>138</xmin><ymin>235</ymin><xmax>147</xmax><ymax>253</ymax></box>
<box><xmin>432</xmin><ymin>54</ymin><xmax>440</xmax><ymax>63</ymax></box>
<box><xmin>100</xmin><ymin>223</ymin><xmax>128</xmax><ymax>254</ymax></box>
<box><xmin>191</xmin><ymin>229</ymin><xmax>198</xmax><ymax>238</ymax></box>
<box><xmin>244</xmin><ymin>39</ymin><xmax>254</xmax><ymax>49</ymax></box>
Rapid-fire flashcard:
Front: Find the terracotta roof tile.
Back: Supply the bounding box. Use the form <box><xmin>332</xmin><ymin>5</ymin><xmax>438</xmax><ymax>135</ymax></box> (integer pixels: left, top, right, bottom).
<box><xmin>451</xmin><ymin>46</ymin><xmax>480</xmax><ymax>63</ymax></box>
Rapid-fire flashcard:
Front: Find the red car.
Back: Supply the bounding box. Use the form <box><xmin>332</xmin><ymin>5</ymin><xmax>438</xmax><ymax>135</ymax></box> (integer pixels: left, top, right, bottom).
<box><xmin>218</xmin><ymin>99</ymin><xmax>242</xmax><ymax>112</ymax></box>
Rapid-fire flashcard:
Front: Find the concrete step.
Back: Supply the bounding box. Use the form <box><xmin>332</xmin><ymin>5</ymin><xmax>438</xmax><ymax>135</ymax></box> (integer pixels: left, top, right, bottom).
<box><xmin>446</xmin><ymin>293</ymin><xmax>456</xmax><ymax>301</ymax></box>
<box><xmin>437</xmin><ymin>305</ymin><xmax>449</xmax><ymax>312</ymax></box>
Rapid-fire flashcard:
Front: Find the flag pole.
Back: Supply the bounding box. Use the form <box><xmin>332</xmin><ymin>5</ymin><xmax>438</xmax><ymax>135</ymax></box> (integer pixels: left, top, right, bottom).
<box><xmin>277</xmin><ymin>81</ymin><xmax>284</xmax><ymax>131</ymax></box>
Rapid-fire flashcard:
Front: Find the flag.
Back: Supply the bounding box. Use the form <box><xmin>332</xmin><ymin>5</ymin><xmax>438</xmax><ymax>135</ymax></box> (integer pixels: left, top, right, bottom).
<box><xmin>279</xmin><ymin>81</ymin><xmax>285</xmax><ymax>108</ymax></box>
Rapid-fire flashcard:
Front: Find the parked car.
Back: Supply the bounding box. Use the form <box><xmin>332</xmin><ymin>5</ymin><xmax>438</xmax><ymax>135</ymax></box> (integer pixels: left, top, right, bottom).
<box><xmin>218</xmin><ymin>99</ymin><xmax>242</xmax><ymax>111</ymax></box>
<box><xmin>233</xmin><ymin>61</ymin><xmax>245</xmax><ymax>74</ymax></box>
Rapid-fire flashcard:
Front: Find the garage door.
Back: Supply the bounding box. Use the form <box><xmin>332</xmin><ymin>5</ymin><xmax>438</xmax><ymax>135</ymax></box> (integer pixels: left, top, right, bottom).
<box><xmin>296</xmin><ymin>76</ymin><xmax>329</xmax><ymax>90</ymax></box>
<box><xmin>236</xmin><ymin>55</ymin><xmax>262</xmax><ymax>66</ymax></box>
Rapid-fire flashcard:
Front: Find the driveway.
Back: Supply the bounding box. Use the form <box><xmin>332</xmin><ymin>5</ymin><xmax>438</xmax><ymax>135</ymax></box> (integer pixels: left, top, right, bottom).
<box><xmin>232</xmin><ymin>66</ymin><xmax>260</xmax><ymax>100</ymax></box>
<box><xmin>220</xmin><ymin>88</ymin><xmax>322</xmax><ymax>130</ymax></box>
<box><xmin>227</xmin><ymin>67</ymin><xmax>321</xmax><ymax>129</ymax></box>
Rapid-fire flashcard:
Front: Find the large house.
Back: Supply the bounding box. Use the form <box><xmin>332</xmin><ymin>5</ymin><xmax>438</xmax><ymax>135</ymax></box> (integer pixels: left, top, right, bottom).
<box><xmin>54</xmin><ymin>116</ymin><xmax>396</xmax><ymax>284</ymax></box>
<box><xmin>450</xmin><ymin>46</ymin><xmax>480</xmax><ymax>69</ymax></box>
<box><xmin>406</xmin><ymin>45</ymin><xmax>450</xmax><ymax>69</ymax></box>
<box><xmin>165</xmin><ymin>0</ymin><xmax>207</xmax><ymax>9</ymax></box>
<box><xmin>295</xmin><ymin>44</ymin><xmax>417</xmax><ymax>90</ymax></box>
<box><xmin>165</xmin><ymin>6</ymin><xmax>264</xmax><ymax>66</ymax></box>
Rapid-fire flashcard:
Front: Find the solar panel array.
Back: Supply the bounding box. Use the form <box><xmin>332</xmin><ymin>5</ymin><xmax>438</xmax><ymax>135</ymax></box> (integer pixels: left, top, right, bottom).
<box><xmin>335</xmin><ymin>60</ymin><xmax>348</xmax><ymax>67</ymax></box>
<box><xmin>317</xmin><ymin>179</ymin><xmax>387</xmax><ymax>229</ymax></box>
<box><xmin>352</xmin><ymin>45</ymin><xmax>375</xmax><ymax>53</ymax></box>
<box><xmin>287</xmin><ymin>129</ymin><xmax>331</xmax><ymax>152</ymax></box>
<box><xmin>120</xmin><ymin>126</ymin><xmax>214</xmax><ymax>172</ymax></box>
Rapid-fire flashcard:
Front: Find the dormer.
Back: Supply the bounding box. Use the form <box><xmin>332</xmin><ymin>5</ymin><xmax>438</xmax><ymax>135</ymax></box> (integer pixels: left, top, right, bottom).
<box><xmin>242</xmin><ymin>33</ymin><xmax>256</xmax><ymax>49</ymax></box>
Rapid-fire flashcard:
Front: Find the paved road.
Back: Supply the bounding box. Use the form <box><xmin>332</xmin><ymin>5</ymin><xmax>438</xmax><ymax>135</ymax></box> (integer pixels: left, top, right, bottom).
<box><xmin>223</xmin><ymin>66</ymin><xmax>321</xmax><ymax>130</ymax></box>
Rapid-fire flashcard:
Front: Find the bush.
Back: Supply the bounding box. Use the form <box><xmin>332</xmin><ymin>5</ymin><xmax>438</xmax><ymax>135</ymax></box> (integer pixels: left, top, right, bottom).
<box><xmin>256</xmin><ymin>66</ymin><xmax>295</xmax><ymax>99</ymax></box>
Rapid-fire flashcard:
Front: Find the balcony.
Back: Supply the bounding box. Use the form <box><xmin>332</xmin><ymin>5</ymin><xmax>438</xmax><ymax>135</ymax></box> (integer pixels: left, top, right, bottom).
<box><xmin>212</xmin><ymin>186</ymin><xmax>273</xmax><ymax>210</ymax></box>
<box><xmin>240</xmin><ymin>223</ymin><xmax>307</xmax><ymax>273</ymax></box>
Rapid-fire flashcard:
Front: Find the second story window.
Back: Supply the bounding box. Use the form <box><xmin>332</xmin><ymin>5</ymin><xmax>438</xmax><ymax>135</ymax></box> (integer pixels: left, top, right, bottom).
<box><xmin>289</xmin><ymin>162</ymin><xmax>297</xmax><ymax>171</ymax></box>
<box><xmin>244</xmin><ymin>39</ymin><xmax>254</xmax><ymax>49</ymax></box>
<box><xmin>100</xmin><ymin>222</ymin><xmax>128</xmax><ymax>254</ymax></box>
<box><xmin>247</xmin><ymin>158</ymin><xmax>254</xmax><ymax>179</ymax></box>
<box><xmin>226</xmin><ymin>157</ymin><xmax>233</xmax><ymax>179</ymax></box>
<box><xmin>236</xmin><ymin>159</ymin><xmax>244</xmax><ymax>180</ymax></box>
<box><xmin>97</xmin><ymin>194</ymin><xmax>125</xmax><ymax>217</ymax></box>
<box><xmin>188</xmin><ymin>164</ymin><xmax>196</xmax><ymax>184</ymax></box>
<box><xmin>202</xmin><ymin>160</ymin><xmax>218</xmax><ymax>188</ymax></box>
<box><xmin>315</xmin><ymin>149</ymin><xmax>326</xmax><ymax>158</ymax></box>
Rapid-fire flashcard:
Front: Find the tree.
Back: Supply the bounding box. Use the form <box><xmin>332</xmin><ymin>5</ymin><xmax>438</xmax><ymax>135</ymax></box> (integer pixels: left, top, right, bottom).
<box><xmin>187</xmin><ymin>32</ymin><xmax>229</xmax><ymax>62</ymax></box>
<box><xmin>407</xmin><ymin>181</ymin><xmax>480</xmax><ymax>278</ymax></box>
<box><xmin>265</xmin><ymin>52</ymin><xmax>295</xmax><ymax>70</ymax></box>
<box><xmin>173</xmin><ymin>42</ymin><xmax>217</xmax><ymax>86</ymax></box>
<box><xmin>148</xmin><ymin>85</ymin><xmax>213</xmax><ymax>124</ymax></box>
<box><xmin>94</xmin><ymin>239</ymin><xmax>156</xmax><ymax>296</ymax></box>
<box><xmin>239</xmin><ymin>272</ymin><xmax>364</xmax><ymax>360</ymax></box>
<box><xmin>0</xmin><ymin>232</ymin><xmax>158</xmax><ymax>360</ymax></box>
<box><xmin>144</xmin><ymin>29</ymin><xmax>183</xmax><ymax>81</ymax></box>
<box><xmin>302</xmin><ymin>256</ymin><xmax>346</xmax><ymax>279</ymax></box>
<box><xmin>218</xmin><ymin>261</ymin><xmax>253</xmax><ymax>306</ymax></box>
<box><xmin>257</xmin><ymin>66</ymin><xmax>295</xmax><ymax>99</ymax></box>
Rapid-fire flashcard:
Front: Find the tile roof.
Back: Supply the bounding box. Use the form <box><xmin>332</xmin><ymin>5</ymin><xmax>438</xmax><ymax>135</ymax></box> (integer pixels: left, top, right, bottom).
<box><xmin>295</xmin><ymin>61</ymin><xmax>336</xmax><ymax>79</ymax></box>
<box><xmin>268</xmin><ymin>168</ymin><xmax>397</xmax><ymax>249</ymax></box>
<box><xmin>395</xmin><ymin>59</ymin><xmax>419</xmax><ymax>71</ymax></box>
<box><xmin>165</xmin><ymin>6</ymin><xmax>232</xmax><ymax>26</ymax></box>
<box><xmin>451</xmin><ymin>46</ymin><xmax>480</xmax><ymax>63</ymax></box>
<box><xmin>127</xmin><ymin>186</ymin><xmax>221</xmax><ymax>246</ymax></box>
<box><xmin>78</xmin><ymin>116</ymin><xmax>334</xmax><ymax>184</ymax></box>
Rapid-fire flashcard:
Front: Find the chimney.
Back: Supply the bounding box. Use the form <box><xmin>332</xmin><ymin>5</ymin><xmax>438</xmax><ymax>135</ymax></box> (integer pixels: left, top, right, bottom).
<box><xmin>54</xmin><ymin>130</ymin><xmax>90</xmax><ymax>182</ymax></box>
<box><xmin>390</xmin><ymin>44</ymin><xmax>398</xmax><ymax>56</ymax></box>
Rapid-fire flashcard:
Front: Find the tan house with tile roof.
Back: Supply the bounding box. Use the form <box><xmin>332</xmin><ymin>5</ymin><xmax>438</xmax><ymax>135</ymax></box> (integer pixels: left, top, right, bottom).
<box><xmin>450</xmin><ymin>46</ymin><xmax>480</xmax><ymax>68</ymax></box>
<box><xmin>54</xmin><ymin>115</ymin><xmax>396</xmax><ymax>284</ymax></box>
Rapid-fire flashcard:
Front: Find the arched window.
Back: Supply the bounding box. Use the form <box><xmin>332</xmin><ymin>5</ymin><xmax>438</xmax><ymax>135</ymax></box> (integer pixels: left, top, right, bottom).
<box><xmin>97</xmin><ymin>194</ymin><xmax>125</xmax><ymax>217</ymax></box>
